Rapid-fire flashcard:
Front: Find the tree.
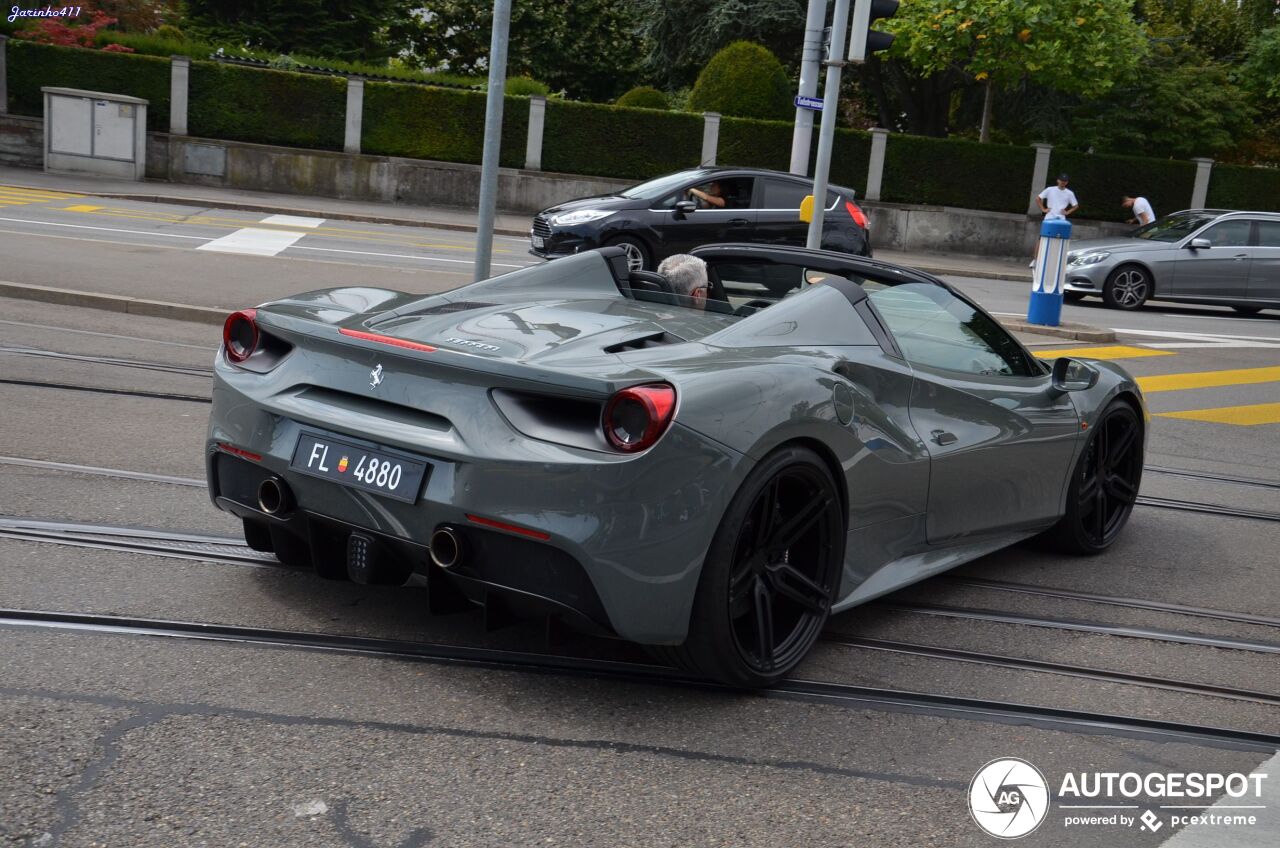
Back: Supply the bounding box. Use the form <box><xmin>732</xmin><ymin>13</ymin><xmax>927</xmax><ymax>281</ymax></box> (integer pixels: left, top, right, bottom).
<box><xmin>1069</xmin><ymin>40</ymin><xmax>1253</xmax><ymax>157</ymax></box>
<box><xmin>394</xmin><ymin>0</ymin><xmax>641</xmax><ymax>101</ymax></box>
<box><xmin>632</xmin><ymin>0</ymin><xmax>807</xmax><ymax>90</ymax></box>
<box><xmin>183</xmin><ymin>0</ymin><xmax>405</xmax><ymax>62</ymax></box>
<box><xmin>689</xmin><ymin>41</ymin><xmax>791</xmax><ymax>119</ymax></box>
<box><xmin>888</xmin><ymin>0</ymin><xmax>1148</xmax><ymax>141</ymax></box>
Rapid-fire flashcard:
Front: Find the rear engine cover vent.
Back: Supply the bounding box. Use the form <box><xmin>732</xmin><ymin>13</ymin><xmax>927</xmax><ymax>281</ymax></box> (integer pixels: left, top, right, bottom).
<box><xmin>603</xmin><ymin>332</ymin><xmax>679</xmax><ymax>354</ymax></box>
<box><xmin>416</xmin><ymin>301</ymin><xmax>499</xmax><ymax>315</ymax></box>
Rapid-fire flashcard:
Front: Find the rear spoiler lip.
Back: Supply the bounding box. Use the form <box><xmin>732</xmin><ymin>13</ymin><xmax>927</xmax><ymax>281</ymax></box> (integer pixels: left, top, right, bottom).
<box><xmin>253</xmin><ymin>308</ymin><xmax>662</xmax><ymax>398</ymax></box>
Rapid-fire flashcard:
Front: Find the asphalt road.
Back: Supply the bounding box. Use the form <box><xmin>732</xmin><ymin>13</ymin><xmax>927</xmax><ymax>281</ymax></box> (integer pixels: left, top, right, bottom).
<box><xmin>1</xmin><ymin>186</ymin><xmax>1279</xmax><ymax>847</ymax></box>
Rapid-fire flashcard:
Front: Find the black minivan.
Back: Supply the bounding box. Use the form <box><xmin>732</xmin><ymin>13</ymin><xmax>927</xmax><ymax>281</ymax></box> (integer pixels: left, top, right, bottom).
<box><xmin>530</xmin><ymin>167</ymin><xmax>871</xmax><ymax>271</ymax></box>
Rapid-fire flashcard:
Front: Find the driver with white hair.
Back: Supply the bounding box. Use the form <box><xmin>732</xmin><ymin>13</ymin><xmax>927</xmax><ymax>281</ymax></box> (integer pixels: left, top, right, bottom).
<box><xmin>656</xmin><ymin>253</ymin><xmax>709</xmax><ymax>309</ymax></box>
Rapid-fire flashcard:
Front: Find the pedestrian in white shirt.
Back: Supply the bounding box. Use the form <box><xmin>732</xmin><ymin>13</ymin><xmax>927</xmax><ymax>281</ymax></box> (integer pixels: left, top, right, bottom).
<box><xmin>1122</xmin><ymin>194</ymin><xmax>1155</xmax><ymax>226</ymax></box>
<box><xmin>1038</xmin><ymin>174</ymin><xmax>1079</xmax><ymax>220</ymax></box>
<box><xmin>1031</xmin><ymin>173</ymin><xmax>1080</xmax><ymax>266</ymax></box>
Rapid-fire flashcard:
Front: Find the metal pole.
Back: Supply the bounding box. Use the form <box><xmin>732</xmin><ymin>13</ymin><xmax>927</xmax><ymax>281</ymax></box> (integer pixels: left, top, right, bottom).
<box><xmin>806</xmin><ymin>0</ymin><xmax>851</xmax><ymax>249</ymax></box>
<box><xmin>473</xmin><ymin>0</ymin><xmax>512</xmax><ymax>281</ymax></box>
<box><xmin>789</xmin><ymin>0</ymin><xmax>829</xmax><ymax>175</ymax></box>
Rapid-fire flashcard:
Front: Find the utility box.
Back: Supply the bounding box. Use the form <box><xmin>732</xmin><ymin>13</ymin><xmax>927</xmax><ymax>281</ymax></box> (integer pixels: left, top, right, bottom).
<box><xmin>42</xmin><ymin>87</ymin><xmax>148</xmax><ymax>180</ymax></box>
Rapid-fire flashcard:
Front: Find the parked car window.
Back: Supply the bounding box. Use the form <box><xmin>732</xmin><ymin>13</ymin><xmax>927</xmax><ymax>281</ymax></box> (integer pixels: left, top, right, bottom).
<box><xmin>1255</xmin><ymin>221</ymin><xmax>1280</xmax><ymax>247</ymax></box>
<box><xmin>758</xmin><ymin>179</ymin><xmax>840</xmax><ymax>210</ymax></box>
<box><xmin>1132</xmin><ymin>212</ymin><xmax>1219</xmax><ymax>242</ymax></box>
<box><xmin>1199</xmin><ymin>220</ymin><xmax>1252</xmax><ymax>247</ymax></box>
<box><xmin>866</xmin><ymin>282</ymin><xmax>1037</xmax><ymax>378</ymax></box>
<box><xmin>758</xmin><ymin>179</ymin><xmax>811</xmax><ymax>210</ymax></box>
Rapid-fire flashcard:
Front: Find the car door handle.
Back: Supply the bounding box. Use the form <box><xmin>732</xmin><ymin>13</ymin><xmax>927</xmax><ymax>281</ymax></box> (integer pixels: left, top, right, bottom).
<box><xmin>728</xmin><ymin>218</ymin><xmax>750</xmax><ymax>226</ymax></box>
<box><xmin>1233</xmin><ymin>254</ymin><xmax>1249</xmax><ymax>260</ymax></box>
<box><xmin>931</xmin><ymin>429</ymin><xmax>958</xmax><ymax>446</ymax></box>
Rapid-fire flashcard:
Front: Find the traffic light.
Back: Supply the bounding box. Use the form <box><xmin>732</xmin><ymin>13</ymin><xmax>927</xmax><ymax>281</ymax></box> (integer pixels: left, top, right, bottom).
<box><xmin>848</xmin><ymin>0</ymin><xmax>899</xmax><ymax>63</ymax></box>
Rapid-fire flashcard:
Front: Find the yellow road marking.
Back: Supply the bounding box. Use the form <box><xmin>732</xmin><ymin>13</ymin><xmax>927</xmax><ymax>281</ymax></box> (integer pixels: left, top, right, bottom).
<box><xmin>63</xmin><ymin>204</ymin><xmax>104</xmax><ymax>213</ymax></box>
<box><xmin>56</xmin><ymin>206</ymin><xmax>509</xmax><ymax>252</ymax></box>
<box><xmin>1137</xmin><ymin>365</ymin><xmax>1280</xmax><ymax>393</ymax></box>
<box><xmin>1033</xmin><ymin>345</ymin><xmax>1175</xmax><ymax>361</ymax></box>
<box><xmin>0</xmin><ymin>186</ymin><xmax>80</xmax><ymax>200</ymax></box>
<box><xmin>1157</xmin><ymin>403</ymin><xmax>1280</xmax><ymax>426</ymax></box>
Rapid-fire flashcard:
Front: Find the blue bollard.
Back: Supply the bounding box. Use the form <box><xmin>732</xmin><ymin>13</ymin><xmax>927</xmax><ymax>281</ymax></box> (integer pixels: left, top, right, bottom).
<box><xmin>1028</xmin><ymin>218</ymin><xmax>1072</xmax><ymax>327</ymax></box>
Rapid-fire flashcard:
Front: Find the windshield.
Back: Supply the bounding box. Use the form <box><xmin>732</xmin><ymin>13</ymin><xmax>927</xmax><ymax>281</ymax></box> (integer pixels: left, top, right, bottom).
<box><xmin>1130</xmin><ymin>212</ymin><xmax>1218</xmax><ymax>242</ymax></box>
<box><xmin>618</xmin><ymin>170</ymin><xmax>714</xmax><ymax>200</ymax></box>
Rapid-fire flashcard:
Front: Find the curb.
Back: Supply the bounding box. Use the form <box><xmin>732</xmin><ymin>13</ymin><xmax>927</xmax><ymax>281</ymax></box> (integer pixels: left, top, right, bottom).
<box><xmin>0</xmin><ymin>281</ymin><xmax>226</xmax><ymax>325</ymax></box>
<box><xmin>995</xmin><ymin>314</ymin><xmax>1116</xmax><ymax>343</ymax></box>
<box><xmin>911</xmin><ymin>264</ymin><xmax>1032</xmax><ymax>283</ymax></box>
<box><xmin>94</xmin><ymin>192</ymin><xmax>531</xmax><ymax>238</ymax></box>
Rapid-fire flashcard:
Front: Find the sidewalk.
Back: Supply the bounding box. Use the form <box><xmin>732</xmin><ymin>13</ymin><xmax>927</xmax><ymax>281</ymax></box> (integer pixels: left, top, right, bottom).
<box><xmin>0</xmin><ymin>165</ymin><xmax>1034</xmax><ymax>281</ymax></box>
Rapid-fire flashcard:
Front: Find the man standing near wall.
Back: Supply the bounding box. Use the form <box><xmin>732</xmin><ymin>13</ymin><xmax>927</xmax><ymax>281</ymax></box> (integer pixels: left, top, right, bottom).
<box><xmin>1032</xmin><ymin>173</ymin><xmax>1079</xmax><ymax>265</ymax></box>
<box><xmin>1122</xmin><ymin>193</ymin><xmax>1155</xmax><ymax>226</ymax></box>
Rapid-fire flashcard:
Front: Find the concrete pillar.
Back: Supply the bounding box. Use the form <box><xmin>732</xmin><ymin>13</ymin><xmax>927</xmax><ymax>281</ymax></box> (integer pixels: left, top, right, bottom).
<box><xmin>1029</xmin><ymin>142</ymin><xmax>1053</xmax><ymax>215</ymax></box>
<box><xmin>169</xmin><ymin>55</ymin><xmax>190</xmax><ymax>135</ymax></box>
<box><xmin>865</xmin><ymin>128</ymin><xmax>889</xmax><ymax>201</ymax></box>
<box><xmin>0</xmin><ymin>36</ymin><xmax>8</xmax><ymax>116</ymax></box>
<box><xmin>1190</xmin><ymin>157</ymin><xmax>1214</xmax><ymax>209</ymax></box>
<box><xmin>344</xmin><ymin>78</ymin><xmax>364</xmax><ymax>154</ymax></box>
<box><xmin>701</xmin><ymin>112</ymin><xmax>721</xmax><ymax>166</ymax></box>
<box><xmin>524</xmin><ymin>95</ymin><xmax>546</xmax><ymax>170</ymax></box>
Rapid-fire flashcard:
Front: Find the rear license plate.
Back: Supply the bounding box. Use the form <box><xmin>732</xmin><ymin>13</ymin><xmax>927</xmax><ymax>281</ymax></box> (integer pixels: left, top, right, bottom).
<box><xmin>531</xmin><ymin>234</ymin><xmax>545</xmax><ymax>249</ymax></box>
<box><xmin>290</xmin><ymin>432</ymin><xmax>428</xmax><ymax>504</ymax></box>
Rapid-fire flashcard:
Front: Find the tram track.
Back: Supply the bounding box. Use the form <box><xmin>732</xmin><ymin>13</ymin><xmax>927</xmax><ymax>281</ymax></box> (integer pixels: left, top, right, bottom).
<box><xmin>2</xmin><ymin>514</ymin><xmax>1278</xmax><ymax>641</ymax></box>
<box><xmin>3</xmin><ymin>606</ymin><xmax>1277</xmax><ymax>753</ymax></box>
<box><xmin>0</xmin><ymin>345</ymin><xmax>213</xmax><ymax>377</ymax></box>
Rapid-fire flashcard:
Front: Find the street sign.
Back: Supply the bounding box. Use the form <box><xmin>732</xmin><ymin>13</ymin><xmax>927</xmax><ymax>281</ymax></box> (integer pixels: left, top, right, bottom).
<box><xmin>794</xmin><ymin>95</ymin><xmax>824</xmax><ymax>111</ymax></box>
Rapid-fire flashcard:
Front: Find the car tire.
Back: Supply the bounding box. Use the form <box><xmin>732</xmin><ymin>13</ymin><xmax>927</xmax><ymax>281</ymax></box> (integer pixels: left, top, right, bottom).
<box><xmin>1233</xmin><ymin>306</ymin><xmax>1263</xmax><ymax>315</ymax></box>
<box><xmin>605</xmin><ymin>236</ymin><xmax>651</xmax><ymax>272</ymax></box>
<box><xmin>1063</xmin><ymin>291</ymin><xmax>1086</xmax><ymax>303</ymax></box>
<box><xmin>1102</xmin><ymin>265</ymin><xmax>1151</xmax><ymax>310</ymax></box>
<box><xmin>663</xmin><ymin>444</ymin><xmax>845</xmax><ymax>687</ymax></box>
<box><xmin>1037</xmin><ymin>400</ymin><xmax>1143</xmax><ymax>555</ymax></box>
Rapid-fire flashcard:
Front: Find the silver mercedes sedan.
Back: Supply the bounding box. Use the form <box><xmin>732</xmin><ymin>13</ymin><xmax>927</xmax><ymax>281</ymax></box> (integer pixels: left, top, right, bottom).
<box><xmin>1064</xmin><ymin>210</ymin><xmax>1280</xmax><ymax>314</ymax></box>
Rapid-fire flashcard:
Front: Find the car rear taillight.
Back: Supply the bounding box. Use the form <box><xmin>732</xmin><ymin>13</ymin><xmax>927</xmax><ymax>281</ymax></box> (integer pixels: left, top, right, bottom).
<box><xmin>602</xmin><ymin>384</ymin><xmax>676</xmax><ymax>453</ymax></box>
<box><xmin>223</xmin><ymin>309</ymin><xmax>259</xmax><ymax>364</ymax></box>
<box><xmin>845</xmin><ymin>200</ymin><xmax>869</xmax><ymax>230</ymax></box>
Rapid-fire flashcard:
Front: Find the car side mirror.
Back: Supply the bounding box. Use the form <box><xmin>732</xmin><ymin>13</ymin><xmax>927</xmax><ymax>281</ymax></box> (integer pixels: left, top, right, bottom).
<box><xmin>1187</xmin><ymin>238</ymin><xmax>1211</xmax><ymax>250</ymax></box>
<box><xmin>1051</xmin><ymin>357</ymin><xmax>1100</xmax><ymax>393</ymax></box>
<box><xmin>674</xmin><ymin>200</ymin><xmax>697</xmax><ymax>215</ymax></box>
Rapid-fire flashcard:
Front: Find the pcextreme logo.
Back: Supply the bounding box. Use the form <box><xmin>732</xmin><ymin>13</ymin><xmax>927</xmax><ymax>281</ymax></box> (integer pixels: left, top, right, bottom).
<box><xmin>969</xmin><ymin>757</ymin><xmax>1271</xmax><ymax>839</ymax></box>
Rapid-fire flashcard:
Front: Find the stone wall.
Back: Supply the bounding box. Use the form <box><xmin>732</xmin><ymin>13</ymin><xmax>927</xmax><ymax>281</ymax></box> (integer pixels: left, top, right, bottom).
<box><xmin>0</xmin><ymin>114</ymin><xmax>42</xmax><ymax>168</ymax></box>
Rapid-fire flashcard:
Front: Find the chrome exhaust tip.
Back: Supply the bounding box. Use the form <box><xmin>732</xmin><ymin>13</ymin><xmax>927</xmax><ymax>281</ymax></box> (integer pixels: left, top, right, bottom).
<box><xmin>257</xmin><ymin>478</ymin><xmax>291</xmax><ymax>515</ymax></box>
<box><xmin>429</xmin><ymin>526</ymin><xmax>462</xmax><ymax>569</ymax></box>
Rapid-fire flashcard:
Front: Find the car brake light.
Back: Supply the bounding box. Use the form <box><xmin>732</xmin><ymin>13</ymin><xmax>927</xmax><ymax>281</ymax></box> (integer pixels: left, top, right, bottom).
<box><xmin>602</xmin><ymin>384</ymin><xmax>676</xmax><ymax>453</ymax></box>
<box><xmin>223</xmin><ymin>309</ymin><xmax>258</xmax><ymax>363</ymax></box>
<box><xmin>845</xmin><ymin>200</ymin><xmax>868</xmax><ymax>230</ymax></box>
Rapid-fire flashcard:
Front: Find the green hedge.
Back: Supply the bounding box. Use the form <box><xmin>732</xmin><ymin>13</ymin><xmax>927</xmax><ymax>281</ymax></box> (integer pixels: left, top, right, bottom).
<box><xmin>363</xmin><ymin>82</ymin><xmax>527</xmax><ymax>168</ymax></box>
<box><xmin>829</xmin><ymin>130</ymin><xmax>874</xmax><ymax>196</ymax></box>
<box><xmin>1206</xmin><ymin>164</ymin><xmax>1280</xmax><ymax>212</ymax></box>
<box><xmin>189</xmin><ymin>61</ymin><xmax>345</xmax><ymax>150</ymax></box>
<box><xmin>1049</xmin><ymin>151</ymin><xmax>1196</xmax><ymax>223</ymax></box>
<box><xmin>541</xmin><ymin>100</ymin><xmax>702</xmax><ymax>180</ymax></box>
<box><xmin>718</xmin><ymin>116</ymin><xmax>792</xmax><ymax>173</ymax></box>
<box><xmin>5</xmin><ymin>41</ymin><xmax>172</xmax><ymax>131</ymax></box>
<box><xmin>883</xmin><ymin>135</ymin><xmax>1033</xmax><ymax>212</ymax></box>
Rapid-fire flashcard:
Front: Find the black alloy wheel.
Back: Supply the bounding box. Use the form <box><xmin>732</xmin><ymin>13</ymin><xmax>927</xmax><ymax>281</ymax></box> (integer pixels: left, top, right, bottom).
<box><xmin>606</xmin><ymin>236</ymin><xmax>650</xmax><ymax>272</ymax></box>
<box><xmin>666</xmin><ymin>445</ymin><xmax>844</xmax><ymax>687</ymax></box>
<box><xmin>1103</xmin><ymin>265</ymin><xmax>1151</xmax><ymax>310</ymax></box>
<box><xmin>1041</xmin><ymin>401</ymin><xmax>1144</xmax><ymax>554</ymax></box>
